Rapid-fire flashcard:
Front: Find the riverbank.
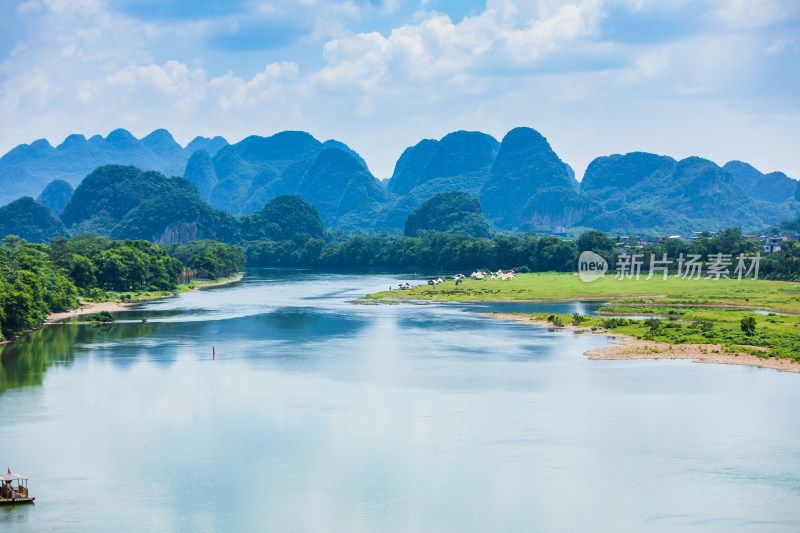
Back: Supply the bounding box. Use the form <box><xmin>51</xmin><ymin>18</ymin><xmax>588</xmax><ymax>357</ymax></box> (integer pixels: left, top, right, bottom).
<box><xmin>43</xmin><ymin>273</ymin><xmax>243</xmax><ymax>324</ymax></box>
<box><xmin>485</xmin><ymin>312</ymin><xmax>800</xmax><ymax>373</ymax></box>
<box><xmin>367</xmin><ymin>273</ymin><xmax>800</xmax><ymax>312</ymax></box>
<box><xmin>365</xmin><ymin>273</ymin><xmax>800</xmax><ymax>370</ymax></box>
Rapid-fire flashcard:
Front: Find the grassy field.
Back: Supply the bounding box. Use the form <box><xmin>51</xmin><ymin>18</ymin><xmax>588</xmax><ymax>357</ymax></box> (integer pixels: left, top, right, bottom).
<box><xmin>368</xmin><ymin>273</ymin><xmax>800</xmax><ymax>310</ymax></box>
<box><xmin>366</xmin><ymin>273</ymin><xmax>800</xmax><ymax>361</ymax></box>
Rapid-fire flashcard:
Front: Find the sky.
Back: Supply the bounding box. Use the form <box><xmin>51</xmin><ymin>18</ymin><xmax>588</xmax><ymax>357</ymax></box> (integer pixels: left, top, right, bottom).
<box><xmin>0</xmin><ymin>0</ymin><xmax>798</xmax><ymax>181</ymax></box>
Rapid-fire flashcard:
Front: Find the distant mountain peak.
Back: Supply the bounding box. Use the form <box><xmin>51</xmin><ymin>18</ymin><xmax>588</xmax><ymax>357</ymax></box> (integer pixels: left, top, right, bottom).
<box><xmin>57</xmin><ymin>134</ymin><xmax>87</xmax><ymax>150</ymax></box>
<box><xmin>105</xmin><ymin>128</ymin><xmax>139</xmax><ymax>148</ymax></box>
<box><xmin>142</xmin><ymin>128</ymin><xmax>177</xmax><ymax>144</ymax></box>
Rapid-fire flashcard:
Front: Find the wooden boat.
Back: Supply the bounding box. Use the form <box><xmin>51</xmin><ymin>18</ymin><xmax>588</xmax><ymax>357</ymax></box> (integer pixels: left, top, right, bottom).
<box><xmin>0</xmin><ymin>469</ymin><xmax>34</xmax><ymax>505</ymax></box>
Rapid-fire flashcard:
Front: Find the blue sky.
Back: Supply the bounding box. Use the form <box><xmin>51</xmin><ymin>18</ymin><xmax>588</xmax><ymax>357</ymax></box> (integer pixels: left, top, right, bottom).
<box><xmin>1</xmin><ymin>0</ymin><xmax>798</xmax><ymax>181</ymax></box>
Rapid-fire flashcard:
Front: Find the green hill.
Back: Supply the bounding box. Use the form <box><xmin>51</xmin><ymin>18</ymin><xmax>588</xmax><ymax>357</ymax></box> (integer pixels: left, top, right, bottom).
<box><xmin>404</xmin><ymin>191</ymin><xmax>492</xmax><ymax>238</ymax></box>
<box><xmin>204</xmin><ymin>132</ymin><xmax>392</xmax><ymax>228</ymax></box>
<box><xmin>0</xmin><ymin>196</ymin><xmax>68</xmax><ymax>242</ymax></box>
<box><xmin>239</xmin><ymin>195</ymin><xmax>325</xmax><ymax>241</ymax></box>
<box><xmin>479</xmin><ymin>127</ymin><xmax>577</xmax><ymax>230</ymax></box>
<box><xmin>36</xmin><ymin>179</ymin><xmax>74</xmax><ymax>215</ymax></box>
<box><xmin>110</xmin><ymin>180</ymin><xmax>237</xmax><ymax>244</ymax></box>
<box><xmin>0</xmin><ymin>129</ymin><xmax>228</xmax><ymax>207</ymax></box>
<box><xmin>60</xmin><ymin>165</ymin><xmax>181</xmax><ymax>235</ymax></box>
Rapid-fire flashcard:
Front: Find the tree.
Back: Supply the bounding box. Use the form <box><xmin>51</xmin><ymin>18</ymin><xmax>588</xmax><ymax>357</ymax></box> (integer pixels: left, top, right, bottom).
<box><xmin>740</xmin><ymin>316</ymin><xmax>756</xmax><ymax>337</ymax></box>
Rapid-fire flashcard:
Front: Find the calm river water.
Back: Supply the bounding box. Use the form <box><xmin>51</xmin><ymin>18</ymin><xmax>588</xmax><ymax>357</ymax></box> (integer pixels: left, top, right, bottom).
<box><xmin>1</xmin><ymin>270</ymin><xmax>799</xmax><ymax>532</ymax></box>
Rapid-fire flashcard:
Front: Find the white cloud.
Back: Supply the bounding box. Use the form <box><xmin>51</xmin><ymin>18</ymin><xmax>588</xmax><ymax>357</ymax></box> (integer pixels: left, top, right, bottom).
<box><xmin>712</xmin><ymin>0</ymin><xmax>798</xmax><ymax>29</ymax></box>
<box><xmin>0</xmin><ymin>0</ymin><xmax>798</xmax><ymax>182</ymax></box>
<box><xmin>15</xmin><ymin>1</ymin><xmax>44</xmax><ymax>16</ymax></box>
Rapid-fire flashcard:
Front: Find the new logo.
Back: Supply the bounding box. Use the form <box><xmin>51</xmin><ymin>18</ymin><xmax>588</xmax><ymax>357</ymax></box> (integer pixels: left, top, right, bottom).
<box><xmin>578</xmin><ymin>251</ymin><xmax>608</xmax><ymax>282</ymax></box>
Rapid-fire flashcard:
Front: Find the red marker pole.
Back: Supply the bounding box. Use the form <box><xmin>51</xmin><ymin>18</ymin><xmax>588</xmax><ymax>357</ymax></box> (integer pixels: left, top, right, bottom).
<box><xmin>213</xmin><ymin>346</ymin><xmax>215</xmax><ymax>360</ymax></box>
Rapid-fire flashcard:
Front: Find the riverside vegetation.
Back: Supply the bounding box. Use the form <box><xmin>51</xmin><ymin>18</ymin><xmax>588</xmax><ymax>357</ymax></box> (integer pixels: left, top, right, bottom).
<box><xmin>2</xmin><ymin>187</ymin><xmax>798</xmax><ymax>347</ymax></box>
<box><xmin>366</xmin><ymin>274</ymin><xmax>800</xmax><ymax>363</ymax></box>
<box><xmin>0</xmin><ymin>235</ymin><xmax>244</xmax><ymax>341</ymax></box>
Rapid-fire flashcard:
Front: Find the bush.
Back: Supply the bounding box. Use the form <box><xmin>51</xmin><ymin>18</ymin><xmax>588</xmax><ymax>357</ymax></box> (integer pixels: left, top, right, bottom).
<box><xmin>84</xmin><ymin>311</ymin><xmax>114</xmax><ymax>323</ymax></box>
<box><xmin>602</xmin><ymin>318</ymin><xmax>627</xmax><ymax>329</ymax></box>
<box><xmin>643</xmin><ymin>318</ymin><xmax>661</xmax><ymax>332</ymax></box>
<box><xmin>698</xmin><ymin>320</ymin><xmax>714</xmax><ymax>332</ymax></box>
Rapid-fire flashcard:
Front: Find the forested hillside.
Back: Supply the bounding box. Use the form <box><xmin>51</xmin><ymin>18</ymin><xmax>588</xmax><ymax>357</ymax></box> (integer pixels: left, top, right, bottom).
<box><xmin>0</xmin><ymin>129</ymin><xmax>228</xmax><ymax>206</ymax></box>
<box><xmin>1</xmin><ymin>126</ymin><xmax>798</xmax><ymax>236</ymax></box>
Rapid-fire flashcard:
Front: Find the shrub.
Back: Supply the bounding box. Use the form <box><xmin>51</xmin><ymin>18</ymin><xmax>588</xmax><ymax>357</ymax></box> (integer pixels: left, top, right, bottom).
<box><xmin>643</xmin><ymin>318</ymin><xmax>661</xmax><ymax>332</ymax></box>
<box><xmin>84</xmin><ymin>311</ymin><xmax>115</xmax><ymax>323</ymax></box>
<box><xmin>740</xmin><ymin>316</ymin><xmax>757</xmax><ymax>337</ymax></box>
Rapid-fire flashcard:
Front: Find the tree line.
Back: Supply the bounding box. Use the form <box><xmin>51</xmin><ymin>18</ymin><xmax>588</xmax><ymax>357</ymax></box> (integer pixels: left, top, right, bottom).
<box><xmin>1</xmin><ymin>226</ymin><xmax>796</xmax><ymax>341</ymax></box>
<box><xmin>244</xmin><ymin>228</ymin><xmax>799</xmax><ymax>280</ymax></box>
<box><xmin>0</xmin><ymin>235</ymin><xmax>245</xmax><ymax>340</ymax></box>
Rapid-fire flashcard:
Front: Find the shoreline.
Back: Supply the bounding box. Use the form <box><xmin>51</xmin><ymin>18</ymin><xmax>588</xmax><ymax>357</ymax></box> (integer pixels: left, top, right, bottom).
<box><xmin>484</xmin><ymin>312</ymin><xmax>800</xmax><ymax>374</ymax></box>
<box><xmin>374</xmin><ymin>295</ymin><xmax>796</xmax><ymax>314</ymax></box>
<box><xmin>43</xmin><ymin>274</ymin><xmax>243</xmax><ymax>324</ymax></box>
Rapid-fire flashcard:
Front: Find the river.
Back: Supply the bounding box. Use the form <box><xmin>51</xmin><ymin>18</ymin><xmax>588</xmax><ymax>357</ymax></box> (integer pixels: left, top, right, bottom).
<box><xmin>1</xmin><ymin>269</ymin><xmax>799</xmax><ymax>532</ymax></box>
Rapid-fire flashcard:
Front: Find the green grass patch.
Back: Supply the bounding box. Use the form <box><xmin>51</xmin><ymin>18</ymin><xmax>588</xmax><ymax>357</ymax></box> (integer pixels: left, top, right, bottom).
<box><xmin>368</xmin><ymin>273</ymin><xmax>800</xmax><ymax>363</ymax></box>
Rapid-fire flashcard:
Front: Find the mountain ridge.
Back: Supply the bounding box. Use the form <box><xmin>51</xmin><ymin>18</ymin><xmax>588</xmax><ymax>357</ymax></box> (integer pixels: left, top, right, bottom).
<box><xmin>1</xmin><ymin>126</ymin><xmax>798</xmax><ymax>238</ymax></box>
<box><xmin>0</xmin><ymin>128</ymin><xmax>230</xmax><ymax>207</ymax></box>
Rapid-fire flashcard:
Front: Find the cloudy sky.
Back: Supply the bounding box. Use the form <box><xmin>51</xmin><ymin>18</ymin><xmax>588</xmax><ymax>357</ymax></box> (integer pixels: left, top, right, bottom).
<box><xmin>1</xmin><ymin>0</ymin><xmax>798</xmax><ymax>180</ymax></box>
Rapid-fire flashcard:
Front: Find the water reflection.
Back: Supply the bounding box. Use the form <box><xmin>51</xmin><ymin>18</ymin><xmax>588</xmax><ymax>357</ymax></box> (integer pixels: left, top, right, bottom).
<box><xmin>0</xmin><ymin>326</ymin><xmax>77</xmax><ymax>393</ymax></box>
<box><xmin>2</xmin><ymin>270</ymin><xmax>799</xmax><ymax>533</ymax></box>
<box><xmin>460</xmin><ymin>300</ymin><xmax>605</xmax><ymax>316</ymax></box>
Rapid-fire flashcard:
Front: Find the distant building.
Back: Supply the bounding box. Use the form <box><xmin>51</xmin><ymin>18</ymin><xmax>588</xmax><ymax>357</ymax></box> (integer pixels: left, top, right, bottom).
<box><xmin>763</xmin><ymin>235</ymin><xmax>788</xmax><ymax>254</ymax></box>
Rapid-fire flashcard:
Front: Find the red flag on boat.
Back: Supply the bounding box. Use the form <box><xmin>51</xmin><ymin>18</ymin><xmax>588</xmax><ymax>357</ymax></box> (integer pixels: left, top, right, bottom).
<box><xmin>7</xmin><ymin>466</ymin><xmax>10</xmax><ymax>475</ymax></box>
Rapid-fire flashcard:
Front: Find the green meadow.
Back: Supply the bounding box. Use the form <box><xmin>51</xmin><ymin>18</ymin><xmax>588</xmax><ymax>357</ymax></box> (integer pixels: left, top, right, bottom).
<box><xmin>366</xmin><ymin>273</ymin><xmax>800</xmax><ymax>361</ymax></box>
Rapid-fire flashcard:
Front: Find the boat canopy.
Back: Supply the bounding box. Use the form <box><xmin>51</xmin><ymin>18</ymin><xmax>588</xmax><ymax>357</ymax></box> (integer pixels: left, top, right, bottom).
<box><xmin>0</xmin><ymin>473</ymin><xmax>28</xmax><ymax>481</ymax></box>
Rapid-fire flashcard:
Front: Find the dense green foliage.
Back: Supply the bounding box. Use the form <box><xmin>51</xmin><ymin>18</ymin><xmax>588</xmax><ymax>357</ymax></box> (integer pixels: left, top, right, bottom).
<box><xmin>52</xmin><ymin>235</ymin><xmax>184</xmax><ymax>293</ymax></box>
<box><xmin>403</xmin><ymin>191</ymin><xmax>492</xmax><ymax>238</ymax></box>
<box><xmin>61</xmin><ymin>165</ymin><xmax>179</xmax><ymax>234</ymax></box>
<box><xmin>626</xmin><ymin>228</ymin><xmax>798</xmax><ymax>280</ymax></box>
<box><xmin>246</xmin><ymin>232</ymin><xmax>578</xmax><ymax>271</ymax></box>
<box><xmin>0</xmin><ymin>236</ymin><xmax>78</xmax><ymax>338</ymax></box>
<box><xmin>164</xmin><ymin>240</ymin><xmax>245</xmax><ymax>279</ymax></box>
<box><xmin>244</xmin><ymin>225</ymin><xmax>800</xmax><ymax>279</ymax></box>
<box><xmin>764</xmin><ymin>217</ymin><xmax>800</xmax><ymax>237</ymax></box>
<box><xmin>740</xmin><ymin>316</ymin><xmax>756</xmax><ymax>336</ymax></box>
<box><xmin>239</xmin><ymin>195</ymin><xmax>325</xmax><ymax>242</ymax></box>
<box><xmin>110</xmin><ymin>180</ymin><xmax>238</xmax><ymax>243</ymax></box>
<box><xmin>0</xmin><ymin>196</ymin><xmax>68</xmax><ymax>243</ymax></box>
<box><xmin>57</xmin><ymin>165</ymin><xmax>238</xmax><ymax>243</ymax></box>
<box><xmin>84</xmin><ymin>311</ymin><xmax>114</xmax><ymax>323</ymax></box>
<box><xmin>760</xmin><ymin>241</ymin><xmax>800</xmax><ymax>280</ymax></box>
<box><xmin>0</xmin><ymin>234</ymin><xmax>245</xmax><ymax>340</ymax></box>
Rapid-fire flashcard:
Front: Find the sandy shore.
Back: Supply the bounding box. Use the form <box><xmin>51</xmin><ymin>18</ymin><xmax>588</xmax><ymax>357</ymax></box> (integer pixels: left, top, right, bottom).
<box><xmin>484</xmin><ymin>312</ymin><xmax>800</xmax><ymax>374</ymax></box>
<box><xmin>44</xmin><ymin>273</ymin><xmax>243</xmax><ymax>323</ymax></box>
